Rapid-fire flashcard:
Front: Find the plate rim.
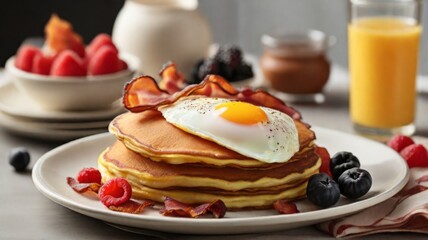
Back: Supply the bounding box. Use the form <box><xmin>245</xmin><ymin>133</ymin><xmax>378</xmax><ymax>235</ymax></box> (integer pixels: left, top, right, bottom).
<box><xmin>32</xmin><ymin>127</ymin><xmax>410</xmax><ymax>233</ymax></box>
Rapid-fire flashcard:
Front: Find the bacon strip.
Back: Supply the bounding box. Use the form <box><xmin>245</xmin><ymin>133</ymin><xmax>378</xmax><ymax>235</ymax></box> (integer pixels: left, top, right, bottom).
<box><xmin>160</xmin><ymin>197</ymin><xmax>227</xmax><ymax>218</ymax></box>
<box><xmin>109</xmin><ymin>200</ymin><xmax>155</xmax><ymax>214</ymax></box>
<box><xmin>66</xmin><ymin>177</ymin><xmax>100</xmax><ymax>194</ymax></box>
<box><xmin>158</xmin><ymin>62</ymin><xmax>186</xmax><ymax>94</ymax></box>
<box><xmin>123</xmin><ymin>74</ymin><xmax>302</xmax><ymax>120</ymax></box>
<box><xmin>273</xmin><ymin>200</ymin><xmax>299</xmax><ymax>214</ymax></box>
<box><xmin>315</xmin><ymin>146</ymin><xmax>332</xmax><ymax>177</ymax></box>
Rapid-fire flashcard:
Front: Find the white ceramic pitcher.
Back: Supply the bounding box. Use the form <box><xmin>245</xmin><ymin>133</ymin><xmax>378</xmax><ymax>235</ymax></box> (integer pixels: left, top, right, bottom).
<box><xmin>112</xmin><ymin>0</ymin><xmax>212</xmax><ymax>79</ymax></box>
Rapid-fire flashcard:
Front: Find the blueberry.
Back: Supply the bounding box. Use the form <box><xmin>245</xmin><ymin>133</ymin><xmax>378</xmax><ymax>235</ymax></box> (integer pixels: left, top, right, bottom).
<box><xmin>8</xmin><ymin>147</ymin><xmax>30</xmax><ymax>172</ymax></box>
<box><xmin>306</xmin><ymin>173</ymin><xmax>340</xmax><ymax>208</ymax></box>
<box><xmin>338</xmin><ymin>168</ymin><xmax>372</xmax><ymax>199</ymax></box>
<box><xmin>330</xmin><ymin>151</ymin><xmax>360</xmax><ymax>181</ymax></box>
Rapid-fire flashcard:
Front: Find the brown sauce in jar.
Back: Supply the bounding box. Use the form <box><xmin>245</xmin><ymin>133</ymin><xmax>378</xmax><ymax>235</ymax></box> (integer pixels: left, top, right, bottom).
<box><xmin>260</xmin><ymin>31</ymin><xmax>332</xmax><ymax>94</ymax></box>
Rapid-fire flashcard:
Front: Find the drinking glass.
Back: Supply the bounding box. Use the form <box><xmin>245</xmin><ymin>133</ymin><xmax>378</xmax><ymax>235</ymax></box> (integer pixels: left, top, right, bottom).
<box><xmin>348</xmin><ymin>0</ymin><xmax>422</xmax><ymax>140</ymax></box>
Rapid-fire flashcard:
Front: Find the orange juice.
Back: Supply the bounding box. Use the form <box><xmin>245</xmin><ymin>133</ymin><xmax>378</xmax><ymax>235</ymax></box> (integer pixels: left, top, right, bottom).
<box><xmin>349</xmin><ymin>17</ymin><xmax>421</xmax><ymax>129</ymax></box>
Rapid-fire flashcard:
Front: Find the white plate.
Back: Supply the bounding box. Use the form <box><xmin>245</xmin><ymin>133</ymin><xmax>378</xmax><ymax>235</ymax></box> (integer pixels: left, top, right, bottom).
<box><xmin>0</xmin><ymin>83</ymin><xmax>124</xmax><ymax>122</ymax></box>
<box><xmin>32</xmin><ymin>127</ymin><xmax>409</xmax><ymax>235</ymax></box>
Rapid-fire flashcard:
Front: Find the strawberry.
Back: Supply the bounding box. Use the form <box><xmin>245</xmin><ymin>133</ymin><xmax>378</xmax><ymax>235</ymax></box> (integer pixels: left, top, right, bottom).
<box><xmin>387</xmin><ymin>135</ymin><xmax>415</xmax><ymax>152</ymax></box>
<box><xmin>50</xmin><ymin>50</ymin><xmax>86</xmax><ymax>76</ymax></box>
<box><xmin>400</xmin><ymin>144</ymin><xmax>428</xmax><ymax>168</ymax></box>
<box><xmin>86</xmin><ymin>34</ymin><xmax>118</xmax><ymax>58</ymax></box>
<box><xmin>15</xmin><ymin>45</ymin><xmax>41</xmax><ymax>72</ymax></box>
<box><xmin>88</xmin><ymin>45</ymin><xmax>121</xmax><ymax>75</ymax></box>
<box><xmin>32</xmin><ymin>53</ymin><xmax>55</xmax><ymax>75</ymax></box>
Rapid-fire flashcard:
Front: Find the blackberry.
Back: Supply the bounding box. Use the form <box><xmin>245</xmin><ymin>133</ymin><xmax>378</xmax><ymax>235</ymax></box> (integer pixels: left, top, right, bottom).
<box><xmin>188</xmin><ymin>59</ymin><xmax>204</xmax><ymax>84</ymax></box>
<box><xmin>233</xmin><ymin>63</ymin><xmax>254</xmax><ymax>81</ymax></box>
<box><xmin>215</xmin><ymin>44</ymin><xmax>242</xmax><ymax>71</ymax></box>
<box><xmin>197</xmin><ymin>58</ymin><xmax>222</xmax><ymax>82</ymax></box>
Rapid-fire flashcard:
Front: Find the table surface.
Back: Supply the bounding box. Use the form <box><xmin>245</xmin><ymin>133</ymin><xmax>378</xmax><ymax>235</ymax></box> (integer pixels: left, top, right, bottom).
<box><xmin>1</xmin><ymin>66</ymin><xmax>428</xmax><ymax>240</ymax></box>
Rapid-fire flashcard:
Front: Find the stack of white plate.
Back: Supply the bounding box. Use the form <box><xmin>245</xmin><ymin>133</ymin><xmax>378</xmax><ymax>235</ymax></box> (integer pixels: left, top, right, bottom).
<box><xmin>0</xmin><ymin>82</ymin><xmax>124</xmax><ymax>141</ymax></box>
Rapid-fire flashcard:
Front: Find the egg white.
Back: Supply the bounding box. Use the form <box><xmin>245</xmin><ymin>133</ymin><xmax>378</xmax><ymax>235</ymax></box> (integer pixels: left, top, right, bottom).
<box><xmin>158</xmin><ymin>97</ymin><xmax>299</xmax><ymax>163</ymax></box>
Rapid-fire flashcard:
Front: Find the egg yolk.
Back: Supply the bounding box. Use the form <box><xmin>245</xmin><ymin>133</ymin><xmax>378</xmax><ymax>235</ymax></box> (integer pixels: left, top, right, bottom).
<box><xmin>214</xmin><ymin>101</ymin><xmax>268</xmax><ymax>125</ymax></box>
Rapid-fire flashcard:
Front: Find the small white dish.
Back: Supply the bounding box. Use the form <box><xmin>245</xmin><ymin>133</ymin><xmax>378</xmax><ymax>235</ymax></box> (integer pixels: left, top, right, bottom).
<box><xmin>32</xmin><ymin>127</ymin><xmax>409</xmax><ymax>234</ymax></box>
<box><xmin>5</xmin><ymin>53</ymin><xmax>139</xmax><ymax>111</ymax></box>
<box><xmin>0</xmin><ymin>116</ymin><xmax>107</xmax><ymax>141</ymax></box>
<box><xmin>0</xmin><ymin>83</ymin><xmax>124</xmax><ymax>122</ymax></box>
<box><xmin>0</xmin><ymin>111</ymin><xmax>110</xmax><ymax>130</ymax></box>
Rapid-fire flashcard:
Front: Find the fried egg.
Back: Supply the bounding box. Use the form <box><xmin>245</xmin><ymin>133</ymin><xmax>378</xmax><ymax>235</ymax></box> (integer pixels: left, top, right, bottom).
<box><xmin>158</xmin><ymin>97</ymin><xmax>299</xmax><ymax>163</ymax></box>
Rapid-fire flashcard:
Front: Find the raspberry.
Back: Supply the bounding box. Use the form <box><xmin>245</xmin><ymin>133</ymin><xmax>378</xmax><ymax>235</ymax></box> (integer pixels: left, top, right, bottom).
<box><xmin>86</xmin><ymin>34</ymin><xmax>118</xmax><ymax>58</ymax></box>
<box><xmin>15</xmin><ymin>45</ymin><xmax>41</xmax><ymax>72</ymax></box>
<box><xmin>400</xmin><ymin>144</ymin><xmax>428</xmax><ymax>168</ymax></box>
<box><xmin>77</xmin><ymin>167</ymin><xmax>102</xmax><ymax>184</ymax></box>
<box><xmin>32</xmin><ymin>53</ymin><xmax>55</xmax><ymax>75</ymax></box>
<box><xmin>88</xmin><ymin>45</ymin><xmax>121</xmax><ymax>75</ymax></box>
<box><xmin>50</xmin><ymin>50</ymin><xmax>86</xmax><ymax>76</ymax></box>
<box><xmin>98</xmin><ymin>178</ymin><xmax>132</xmax><ymax>207</ymax></box>
<box><xmin>387</xmin><ymin>135</ymin><xmax>415</xmax><ymax>152</ymax></box>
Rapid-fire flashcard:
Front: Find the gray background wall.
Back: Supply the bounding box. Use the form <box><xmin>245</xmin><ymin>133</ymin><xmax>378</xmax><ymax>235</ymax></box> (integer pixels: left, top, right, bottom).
<box><xmin>199</xmin><ymin>0</ymin><xmax>428</xmax><ymax>75</ymax></box>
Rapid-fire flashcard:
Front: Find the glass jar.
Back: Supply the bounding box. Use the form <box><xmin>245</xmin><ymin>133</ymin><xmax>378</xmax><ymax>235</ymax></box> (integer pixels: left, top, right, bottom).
<box><xmin>260</xmin><ymin>30</ymin><xmax>334</xmax><ymax>103</ymax></box>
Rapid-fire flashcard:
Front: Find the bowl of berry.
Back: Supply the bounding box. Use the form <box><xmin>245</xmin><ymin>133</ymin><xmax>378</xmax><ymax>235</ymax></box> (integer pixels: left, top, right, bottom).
<box><xmin>5</xmin><ymin>15</ymin><xmax>139</xmax><ymax>111</ymax></box>
<box><xmin>187</xmin><ymin>44</ymin><xmax>255</xmax><ymax>88</ymax></box>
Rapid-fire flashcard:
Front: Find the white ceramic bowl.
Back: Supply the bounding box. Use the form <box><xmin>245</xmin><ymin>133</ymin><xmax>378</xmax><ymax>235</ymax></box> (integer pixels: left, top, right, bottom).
<box><xmin>5</xmin><ymin>53</ymin><xmax>140</xmax><ymax>111</ymax></box>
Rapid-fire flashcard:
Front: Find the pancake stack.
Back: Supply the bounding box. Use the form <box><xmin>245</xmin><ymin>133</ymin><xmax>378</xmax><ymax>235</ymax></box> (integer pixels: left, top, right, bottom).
<box><xmin>98</xmin><ymin>109</ymin><xmax>321</xmax><ymax>210</ymax></box>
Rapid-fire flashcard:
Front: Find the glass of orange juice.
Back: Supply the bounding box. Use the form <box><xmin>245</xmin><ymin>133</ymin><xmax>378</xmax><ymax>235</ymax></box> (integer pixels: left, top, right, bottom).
<box><xmin>349</xmin><ymin>0</ymin><xmax>422</xmax><ymax>140</ymax></box>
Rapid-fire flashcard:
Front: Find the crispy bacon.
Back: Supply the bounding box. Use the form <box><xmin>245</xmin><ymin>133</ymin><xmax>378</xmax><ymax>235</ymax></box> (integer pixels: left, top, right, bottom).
<box><xmin>109</xmin><ymin>200</ymin><xmax>154</xmax><ymax>214</ymax></box>
<box><xmin>66</xmin><ymin>177</ymin><xmax>100</xmax><ymax>194</ymax></box>
<box><xmin>273</xmin><ymin>200</ymin><xmax>300</xmax><ymax>214</ymax></box>
<box><xmin>158</xmin><ymin>62</ymin><xmax>186</xmax><ymax>94</ymax></box>
<box><xmin>123</xmin><ymin>74</ymin><xmax>302</xmax><ymax>120</ymax></box>
<box><xmin>160</xmin><ymin>197</ymin><xmax>227</xmax><ymax>218</ymax></box>
<box><xmin>315</xmin><ymin>146</ymin><xmax>332</xmax><ymax>177</ymax></box>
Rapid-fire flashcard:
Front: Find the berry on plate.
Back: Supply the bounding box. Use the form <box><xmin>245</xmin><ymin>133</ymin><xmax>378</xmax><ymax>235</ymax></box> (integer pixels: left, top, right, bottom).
<box><xmin>8</xmin><ymin>147</ymin><xmax>30</xmax><ymax>172</ymax></box>
<box><xmin>15</xmin><ymin>45</ymin><xmax>41</xmax><ymax>72</ymax></box>
<box><xmin>77</xmin><ymin>167</ymin><xmax>102</xmax><ymax>184</ymax></box>
<box><xmin>88</xmin><ymin>45</ymin><xmax>121</xmax><ymax>75</ymax></box>
<box><xmin>338</xmin><ymin>168</ymin><xmax>372</xmax><ymax>199</ymax></box>
<box><xmin>98</xmin><ymin>178</ymin><xmax>132</xmax><ymax>207</ymax></box>
<box><xmin>306</xmin><ymin>173</ymin><xmax>340</xmax><ymax>208</ymax></box>
<box><xmin>400</xmin><ymin>144</ymin><xmax>428</xmax><ymax>168</ymax></box>
<box><xmin>330</xmin><ymin>151</ymin><xmax>361</xmax><ymax>181</ymax></box>
<box><xmin>387</xmin><ymin>135</ymin><xmax>415</xmax><ymax>152</ymax></box>
<box><xmin>50</xmin><ymin>50</ymin><xmax>86</xmax><ymax>76</ymax></box>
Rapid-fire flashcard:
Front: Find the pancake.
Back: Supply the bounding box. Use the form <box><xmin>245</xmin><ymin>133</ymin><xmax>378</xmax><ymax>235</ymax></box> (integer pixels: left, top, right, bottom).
<box><xmin>98</xmin><ymin>141</ymin><xmax>321</xmax><ymax>209</ymax></box>
<box><xmin>99</xmin><ymin>141</ymin><xmax>321</xmax><ymax>191</ymax></box>
<box><xmin>109</xmin><ymin>110</ymin><xmax>316</xmax><ymax>168</ymax></box>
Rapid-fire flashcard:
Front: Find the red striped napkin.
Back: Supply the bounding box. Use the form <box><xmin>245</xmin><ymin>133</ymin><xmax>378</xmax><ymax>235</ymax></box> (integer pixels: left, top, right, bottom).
<box><xmin>318</xmin><ymin>137</ymin><xmax>428</xmax><ymax>238</ymax></box>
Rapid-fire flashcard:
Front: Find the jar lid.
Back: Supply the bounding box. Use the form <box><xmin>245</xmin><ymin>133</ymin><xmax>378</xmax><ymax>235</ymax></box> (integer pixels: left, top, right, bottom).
<box><xmin>261</xmin><ymin>30</ymin><xmax>334</xmax><ymax>57</ymax></box>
